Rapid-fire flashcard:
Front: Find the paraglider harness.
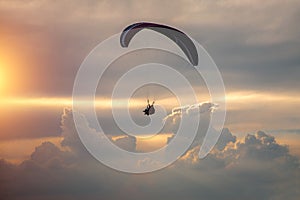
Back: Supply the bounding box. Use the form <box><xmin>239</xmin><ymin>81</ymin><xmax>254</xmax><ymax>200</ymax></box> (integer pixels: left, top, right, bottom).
<box><xmin>143</xmin><ymin>100</ymin><xmax>155</xmax><ymax>116</ymax></box>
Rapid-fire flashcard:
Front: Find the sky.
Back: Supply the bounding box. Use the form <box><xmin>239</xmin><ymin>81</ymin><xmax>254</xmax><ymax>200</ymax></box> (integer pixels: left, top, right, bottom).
<box><xmin>0</xmin><ymin>0</ymin><xmax>300</xmax><ymax>199</ymax></box>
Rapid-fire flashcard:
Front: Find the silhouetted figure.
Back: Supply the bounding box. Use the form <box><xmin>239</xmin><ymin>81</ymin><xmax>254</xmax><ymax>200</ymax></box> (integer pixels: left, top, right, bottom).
<box><xmin>143</xmin><ymin>100</ymin><xmax>155</xmax><ymax>116</ymax></box>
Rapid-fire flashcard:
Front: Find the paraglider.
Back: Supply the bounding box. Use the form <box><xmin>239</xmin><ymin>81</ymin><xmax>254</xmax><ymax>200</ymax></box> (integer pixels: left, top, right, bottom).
<box><xmin>119</xmin><ymin>22</ymin><xmax>199</xmax><ymax>116</ymax></box>
<box><xmin>143</xmin><ymin>99</ymin><xmax>155</xmax><ymax>116</ymax></box>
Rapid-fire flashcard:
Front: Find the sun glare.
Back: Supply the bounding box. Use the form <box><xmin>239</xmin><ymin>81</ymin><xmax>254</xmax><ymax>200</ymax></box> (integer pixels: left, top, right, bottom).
<box><xmin>0</xmin><ymin>65</ymin><xmax>6</xmax><ymax>93</ymax></box>
<box><xmin>0</xmin><ymin>57</ymin><xmax>15</xmax><ymax>95</ymax></box>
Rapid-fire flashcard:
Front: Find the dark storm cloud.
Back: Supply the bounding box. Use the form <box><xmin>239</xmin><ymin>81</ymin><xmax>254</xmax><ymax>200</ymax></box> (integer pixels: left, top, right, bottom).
<box><xmin>0</xmin><ymin>108</ymin><xmax>299</xmax><ymax>200</ymax></box>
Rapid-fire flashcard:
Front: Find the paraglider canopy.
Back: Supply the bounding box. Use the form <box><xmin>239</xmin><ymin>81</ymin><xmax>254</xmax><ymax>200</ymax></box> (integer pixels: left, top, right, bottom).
<box><xmin>120</xmin><ymin>22</ymin><xmax>198</xmax><ymax>66</ymax></box>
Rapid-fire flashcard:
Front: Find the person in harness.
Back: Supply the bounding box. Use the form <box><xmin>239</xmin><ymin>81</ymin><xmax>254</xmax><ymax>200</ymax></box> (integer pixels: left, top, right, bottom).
<box><xmin>143</xmin><ymin>99</ymin><xmax>155</xmax><ymax>116</ymax></box>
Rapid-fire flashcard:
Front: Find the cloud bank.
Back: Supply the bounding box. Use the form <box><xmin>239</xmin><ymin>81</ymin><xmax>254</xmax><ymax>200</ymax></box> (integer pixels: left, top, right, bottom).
<box><xmin>0</xmin><ymin>109</ymin><xmax>299</xmax><ymax>200</ymax></box>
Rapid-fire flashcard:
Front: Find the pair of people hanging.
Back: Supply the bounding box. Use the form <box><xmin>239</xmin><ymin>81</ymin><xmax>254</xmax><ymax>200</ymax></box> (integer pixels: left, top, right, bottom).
<box><xmin>143</xmin><ymin>99</ymin><xmax>155</xmax><ymax>116</ymax></box>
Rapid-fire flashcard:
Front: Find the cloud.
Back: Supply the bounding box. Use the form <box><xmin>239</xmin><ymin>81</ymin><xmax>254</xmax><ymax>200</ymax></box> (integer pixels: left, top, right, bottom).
<box><xmin>231</xmin><ymin>131</ymin><xmax>293</xmax><ymax>162</ymax></box>
<box><xmin>61</xmin><ymin>108</ymin><xmax>137</xmax><ymax>155</ymax></box>
<box><xmin>215</xmin><ymin>128</ymin><xmax>236</xmax><ymax>151</ymax></box>
<box><xmin>30</xmin><ymin>141</ymin><xmax>64</xmax><ymax>165</ymax></box>
<box><xmin>113</xmin><ymin>135</ymin><xmax>136</xmax><ymax>152</ymax></box>
<box><xmin>60</xmin><ymin>108</ymin><xmax>88</xmax><ymax>155</ymax></box>
<box><xmin>0</xmin><ymin>109</ymin><xmax>299</xmax><ymax>200</ymax></box>
<box><xmin>0</xmin><ymin>107</ymin><xmax>62</xmax><ymax>140</ymax></box>
<box><xmin>1</xmin><ymin>0</ymin><xmax>300</xmax><ymax>97</ymax></box>
<box><xmin>164</xmin><ymin>102</ymin><xmax>215</xmax><ymax>132</ymax></box>
<box><xmin>176</xmin><ymin>130</ymin><xmax>299</xmax><ymax>199</ymax></box>
<box><xmin>164</xmin><ymin>102</ymin><xmax>217</xmax><ymax>120</ymax></box>
<box><xmin>165</xmin><ymin>102</ymin><xmax>219</xmax><ymax>153</ymax></box>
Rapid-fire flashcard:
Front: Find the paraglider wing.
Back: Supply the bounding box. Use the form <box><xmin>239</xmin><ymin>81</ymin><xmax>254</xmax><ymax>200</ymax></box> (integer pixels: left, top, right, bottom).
<box><xmin>120</xmin><ymin>22</ymin><xmax>198</xmax><ymax>66</ymax></box>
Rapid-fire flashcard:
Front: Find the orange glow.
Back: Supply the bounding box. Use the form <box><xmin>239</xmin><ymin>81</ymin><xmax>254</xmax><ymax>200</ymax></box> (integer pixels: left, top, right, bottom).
<box><xmin>0</xmin><ymin>55</ymin><xmax>18</xmax><ymax>96</ymax></box>
<box><xmin>1</xmin><ymin>91</ymin><xmax>300</xmax><ymax>109</ymax></box>
<box><xmin>136</xmin><ymin>133</ymin><xmax>173</xmax><ymax>152</ymax></box>
<box><xmin>0</xmin><ymin>97</ymin><xmax>154</xmax><ymax>109</ymax></box>
<box><xmin>0</xmin><ymin>96</ymin><xmax>180</xmax><ymax>109</ymax></box>
<box><xmin>0</xmin><ymin>66</ymin><xmax>4</xmax><ymax>93</ymax></box>
<box><xmin>226</xmin><ymin>91</ymin><xmax>300</xmax><ymax>111</ymax></box>
<box><xmin>226</xmin><ymin>91</ymin><xmax>300</xmax><ymax>103</ymax></box>
<box><xmin>0</xmin><ymin>59</ymin><xmax>12</xmax><ymax>95</ymax></box>
<box><xmin>0</xmin><ymin>39</ymin><xmax>33</xmax><ymax>97</ymax></box>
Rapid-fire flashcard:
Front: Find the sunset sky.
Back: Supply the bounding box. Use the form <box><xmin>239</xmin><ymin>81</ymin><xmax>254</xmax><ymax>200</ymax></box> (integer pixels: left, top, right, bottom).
<box><xmin>0</xmin><ymin>0</ymin><xmax>299</xmax><ymax>199</ymax></box>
